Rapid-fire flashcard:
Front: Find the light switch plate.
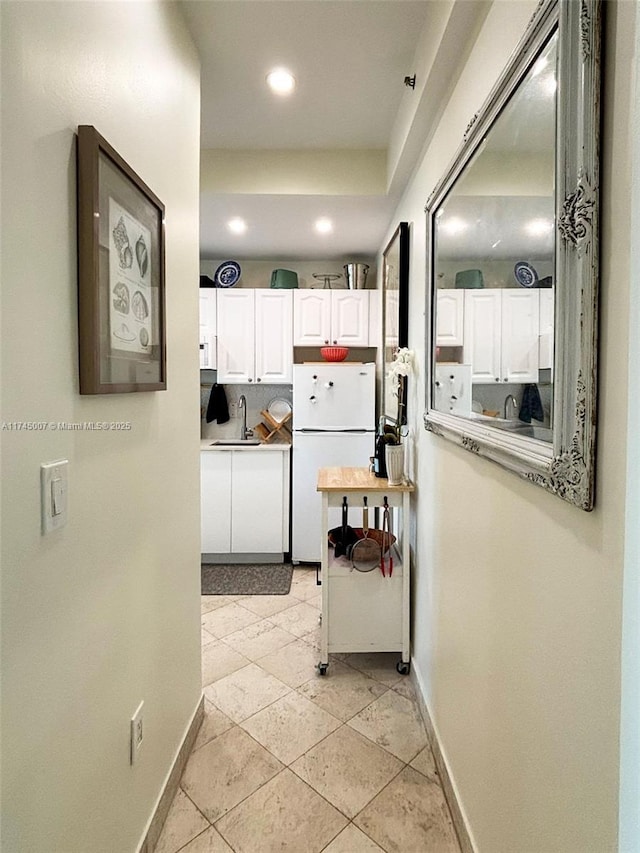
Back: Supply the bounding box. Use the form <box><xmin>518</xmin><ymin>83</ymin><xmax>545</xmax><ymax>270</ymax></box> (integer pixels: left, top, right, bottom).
<box><xmin>41</xmin><ymin>460</ymin><xmax>68</xmax><ymax>533</ymax></box>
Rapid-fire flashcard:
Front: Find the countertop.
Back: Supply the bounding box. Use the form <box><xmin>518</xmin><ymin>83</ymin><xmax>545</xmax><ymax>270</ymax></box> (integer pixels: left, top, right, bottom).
<box><xmin>317</xmin><ymin>466</ymin><xmax>414</xmax><ymax>492</ymax></box>
<box><xmin>200</xmin><ymin>439</ymin><xmax>291</xmax><ymax>452</ymax></box>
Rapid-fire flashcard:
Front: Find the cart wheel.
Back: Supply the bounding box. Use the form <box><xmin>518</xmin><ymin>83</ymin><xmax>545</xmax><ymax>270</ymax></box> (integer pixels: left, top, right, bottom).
<box><xmin>317</xmin><ymin>663</ymin><xmax>328</xmax><ymax>676</ymax></box>
<box><xmin>396</xmin><ymin>661</ymin><xmax>411</xmax><ymax>675</ymax></box>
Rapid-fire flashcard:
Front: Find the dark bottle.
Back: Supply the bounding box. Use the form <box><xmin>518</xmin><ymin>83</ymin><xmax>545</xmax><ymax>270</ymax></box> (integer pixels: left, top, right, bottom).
<box><xmin>374</xmin><ymin>416</ymin><xmax>387</xmax><ymax>478</ymax></box>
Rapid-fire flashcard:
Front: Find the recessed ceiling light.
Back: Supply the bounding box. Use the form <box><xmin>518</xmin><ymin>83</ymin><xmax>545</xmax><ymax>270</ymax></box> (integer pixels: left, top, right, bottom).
<box><xmin>266</xmin><ymin>67</ymin><xmax>296</xmax><ymax>96</ymax></box>
<box><xmin>531</xmin><ymin>56</ymin><xmax>548</xmax><ymax>78</ymax></box>
<box><xmin>440</xmin><ymin>217</ymin><xmax>468</xmax><ymax>235</ymax></box>
<box><xmin>524</xmin><ymin>218</ymin><xmax>554</xmax><ymax>237</ymax></box>
<box><xmin>227</xmin><ymin>217</ymin><xmax>247</xmax><ymax>235</ymax></box>
<box><xmin>315</xmin><ymin>217</ymin><xmax>333</xmax><ymax>234</ymax></box>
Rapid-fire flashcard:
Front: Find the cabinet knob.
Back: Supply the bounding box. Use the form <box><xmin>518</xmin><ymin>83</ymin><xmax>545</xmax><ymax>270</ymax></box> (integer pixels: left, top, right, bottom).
<box><xmin>435</xmin><ymin>381</ymin><xmax>441</xmax><ymax>387</ymax></box>
<box><xmin>310</xmin><ymin>395</ymin><xmax>317</xmax><ymax>403</ymax></box>
<box><xmin>257</xmin><ymin>378</ymin><xmax>261</xmax><ymax>382</ymax></box>
<box><xmin>495</xmin><ymin>378</ymin><xmax>499</xmax><ymax>382</ymax></box>
<box><xmin>248</xmin><ymin>378</ymin><xmax>253</xmax><ymax>382</ymax></box>
<box><xmin>333</xmin><ymin>340</ymin><xmax>337</xmax><ymax>345</ymax></box>
<box><xmin>324</xmin><ymin>340</ymin><xmax>329</xmax><ymax>345</ymax></box>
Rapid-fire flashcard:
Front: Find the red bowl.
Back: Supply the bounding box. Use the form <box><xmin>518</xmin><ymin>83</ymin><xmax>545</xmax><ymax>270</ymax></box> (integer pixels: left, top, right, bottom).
<box><xmin>320</xmin><ymin>346</ymin><xmax>349</xmax><ymax>362</ymax></box>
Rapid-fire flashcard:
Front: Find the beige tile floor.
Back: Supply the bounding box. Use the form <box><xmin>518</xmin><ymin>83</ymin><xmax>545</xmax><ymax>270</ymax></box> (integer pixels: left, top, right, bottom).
<box><xmin>155</xmin><ymin>568</ymin><xmax>461</xmax><ymax>853</ymax></box>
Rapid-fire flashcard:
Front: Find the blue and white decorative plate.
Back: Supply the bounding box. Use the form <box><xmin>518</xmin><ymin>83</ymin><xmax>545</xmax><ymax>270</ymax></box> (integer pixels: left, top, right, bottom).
<box><xmin>214</xmin><ymin>260</ymin><xmax>241</xmax><ymax>288</ymax></box>
<box><xmin>514</xmin><ymin>261</ymin><xmax>538</xmax><ymax>288</ymax></box>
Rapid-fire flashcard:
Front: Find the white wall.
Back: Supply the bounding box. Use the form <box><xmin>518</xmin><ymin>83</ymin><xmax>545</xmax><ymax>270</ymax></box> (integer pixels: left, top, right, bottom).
<box><xmin>201</xmin><ymin>149</ymin><xmax>386</xmax><ymax>196</ymax></box>
<box><xmin>0</xmin><ymin>3</ymin><xmax>201</xmax><ymax>851</ymax></box>
<box><xmin>385</xmin><ymin>2</ymin><xmax>634</xmax><ymax>850</ymax></box>
<box><xmin>619</xmin><ymin>3</ymin><xmax>640</xmax><ymax>848</ymax></box>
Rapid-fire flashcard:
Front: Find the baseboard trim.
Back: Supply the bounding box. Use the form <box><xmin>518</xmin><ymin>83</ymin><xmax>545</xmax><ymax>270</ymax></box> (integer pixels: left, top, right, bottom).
<box><xmin>201</xmin><ymin>553</ymin><xmax>284</xmax><ymax>564</ymax></box>
<box><xmin>138</xmin><ymin>694</ymin><xmax>205</xmax><ymax>853</ymax></box>
<box><xmin>410</xmin><ymin>668</ymin><xmax>476</xmax><ymax>853</ymax></box>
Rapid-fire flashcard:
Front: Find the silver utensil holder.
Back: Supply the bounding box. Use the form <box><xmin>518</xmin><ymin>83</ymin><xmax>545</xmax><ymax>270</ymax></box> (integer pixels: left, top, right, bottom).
<box><xmin>343</xmin><ymin>263</ymin><xmax>370</xmax><ymax>289</ymax></box>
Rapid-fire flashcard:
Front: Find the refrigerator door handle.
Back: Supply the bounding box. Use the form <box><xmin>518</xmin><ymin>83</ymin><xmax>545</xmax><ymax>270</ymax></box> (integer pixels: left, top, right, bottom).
<box><xmin>296</xmin><ymin>428</ymin><xmax>371</xmax><ymax>434</ymax></box>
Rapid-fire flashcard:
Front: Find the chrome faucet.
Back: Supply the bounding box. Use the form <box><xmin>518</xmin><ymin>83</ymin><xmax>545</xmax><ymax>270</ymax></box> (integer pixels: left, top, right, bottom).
<box><xmin>503</xmin><ymin>394</ymin><xmax>518</xmax><ymax>420</ymax></box>
<box><xmin>237</xmin><ymin>395</ymin><xmax>253</xmax><ymax>441</ymax></box>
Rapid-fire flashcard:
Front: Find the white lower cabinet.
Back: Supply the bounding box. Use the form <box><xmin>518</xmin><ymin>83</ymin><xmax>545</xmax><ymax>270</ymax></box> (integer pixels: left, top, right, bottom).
<box><xmin>201</xmin><ymin>449</ymin><xmax>290</xmax><ymax>557</ymax></box>
<box><xmin>231</xmin><ymin>452</ymin><xmax>285</xmax><ymax>553</ymax></box>
<box><xmin>201</xmin><ymin>451</ymin><xmax>232</xmax><ymax>553</ymax></box>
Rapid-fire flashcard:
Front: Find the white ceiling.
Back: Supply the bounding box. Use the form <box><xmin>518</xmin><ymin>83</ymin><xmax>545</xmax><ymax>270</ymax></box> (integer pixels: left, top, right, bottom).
<box><xmin>179</xmin><ymin>0</ymin><xmax>432</xmax><ymax>260</ymax></box>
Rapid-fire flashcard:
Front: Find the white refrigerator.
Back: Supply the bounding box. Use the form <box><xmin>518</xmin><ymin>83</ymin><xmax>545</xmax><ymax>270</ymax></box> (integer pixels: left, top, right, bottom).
<box><xmin>292</xmin><ymin>363</ymin><xmax>375</xmax><ymax>562</ymax></box>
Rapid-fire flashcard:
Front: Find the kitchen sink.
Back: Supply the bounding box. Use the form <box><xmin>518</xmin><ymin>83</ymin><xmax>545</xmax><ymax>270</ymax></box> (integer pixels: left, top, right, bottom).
<box><xmin>209</xmin><ymin>439</ymin><xmax>262</xmax><ymax>446</ymax></box>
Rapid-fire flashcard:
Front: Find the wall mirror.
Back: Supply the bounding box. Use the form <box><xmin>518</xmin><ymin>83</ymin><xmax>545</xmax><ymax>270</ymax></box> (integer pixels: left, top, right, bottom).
<box><xmin>382</xmin><ymin>222</ymin><xmax>410</xmax><ymax>425</ymax></box>
<box><xmin>424</xmin><ymin>0</ymin><xmax>601</xmax><ymax>511</ymax></box>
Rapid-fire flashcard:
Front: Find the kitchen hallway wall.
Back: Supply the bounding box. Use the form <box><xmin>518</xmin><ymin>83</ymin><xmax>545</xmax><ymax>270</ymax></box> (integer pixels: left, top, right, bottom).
<box><xmin>0</xmin><ymin>3</ymin><xmax>201</xmax><ymax>851</ymax></box>
<box><xmin>383</xmin><ymin>2</ymin><xmax>634</xmax><ymax>851</ymax></box>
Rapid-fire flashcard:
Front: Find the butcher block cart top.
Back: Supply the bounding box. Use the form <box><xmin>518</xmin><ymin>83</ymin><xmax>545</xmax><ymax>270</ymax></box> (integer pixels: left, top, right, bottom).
<box><xmin>316</xmin><ymin>467</ymin><xmax>414</xmax><ymax>676</ymax></box>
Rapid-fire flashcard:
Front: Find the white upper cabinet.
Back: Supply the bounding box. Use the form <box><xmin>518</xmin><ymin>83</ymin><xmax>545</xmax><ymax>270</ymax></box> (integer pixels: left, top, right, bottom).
<box><xmin>435</xmin><ymin>290</ymin><xmax>464</xmax><ymax>347</ymax></box>
<box><xmin>463</xmin><ymin>289</ymin><xmax>540</xmax><ymax>384</ymax></box>
<box><xmin>199</xmin><ymin>289</ymin><xmax>217</xmax><ymax>369</ymax></box>
<box><xmin>501</xmin><ymin>289</ymin><xmax>541</xmax><ymax>383</ymax></box>
<box><xmin>538</xmin><ymin>288</ymin><xmax>554</xmax><ymax>371</ymax></box>
<box><xmin>216</xmin><ymin>290</ymin><xmax>255</xmax><ymax>382</ymax></box>
<box><xmin>217</xmin><ymin>290</ymin><xmax>292</xmax><ymax>384</ymax></box>
<box><xmin>255</xmin><ymin>290</ymin><xmax>293</xmax><ymax>383</ymax></box>
<box><xmin>293</xmin><ymin>290</ymin><xmax>370</xmax><ymax>347</ymax></box>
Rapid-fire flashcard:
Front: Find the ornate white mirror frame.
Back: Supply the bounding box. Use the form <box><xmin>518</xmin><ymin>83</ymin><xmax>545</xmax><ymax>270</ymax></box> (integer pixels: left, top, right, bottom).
<box><xmin>423</xmin><ymin>0</ymin><xmax>601</xmax><ymax>511</ymax></box>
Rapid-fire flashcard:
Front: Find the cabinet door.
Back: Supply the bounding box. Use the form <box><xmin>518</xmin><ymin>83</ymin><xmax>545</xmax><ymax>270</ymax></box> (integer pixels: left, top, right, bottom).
<box><xmin>201</xmin><ymin>452</ymin><xmax>231</xmax><ymax>553</ymax></box>
<box><xmin>216</xmin><ymin>290</ymin><xmax>255</xmax><ymax>383</ymax></box>
<box><xmin>255</xmin><ymin>290</ymin><xmax>293</xmax><ymax>383</ymax></box>
<box><xmin>331</xmin><ymin>291</ymin><xmax>369</xmax><ymax>346</ymax></box>
<box><xmin>463</xmin><ymin>290</ymin><xmax>502</xmax><ymax>383</ymax></box>
<box><xmin>199</xmin><ymin>290</ymin><xmax>217</xmax><ymax>369</ymax></box>
<box><xmin>538</xmin><ymin>288</ymin><xmax>554</xmax><ymax>371</ymax></box>
<box><xmin>501</xmin><ymin>290</ymin><xmax>539</xmax><ymax>383</ymax></box>
<box><xmin>293</xmin><ymin>290</ymin><xmax>331</xmax><ymax>345</ymax></box>
<box><xmin>436</xmin><ymin>290</ymin><xmax>464</xmax><ymax>346</ymax></box>
<box><xmin>231</xmin><ymin>452</ymin><xmax>284</xmax><ymax>553</ymax></box>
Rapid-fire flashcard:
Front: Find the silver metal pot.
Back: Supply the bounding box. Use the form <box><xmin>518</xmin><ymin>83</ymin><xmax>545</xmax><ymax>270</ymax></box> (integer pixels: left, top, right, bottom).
<box><xmin>343</xmin><ymin>263</ymin><xmax>369</xmax><ymax>289</ymax></box>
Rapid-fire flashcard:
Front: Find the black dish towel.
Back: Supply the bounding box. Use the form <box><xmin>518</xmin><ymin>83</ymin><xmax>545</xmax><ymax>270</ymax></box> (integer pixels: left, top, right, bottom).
<box><xmin>206</xmin><ymin>383</ymin><xmax>230</xmax><ymax>424</ymax></box>
<box><xmin>518</xmin><ymin>383</ymin><xmax>544</xmax><ymax>424</ymax></box>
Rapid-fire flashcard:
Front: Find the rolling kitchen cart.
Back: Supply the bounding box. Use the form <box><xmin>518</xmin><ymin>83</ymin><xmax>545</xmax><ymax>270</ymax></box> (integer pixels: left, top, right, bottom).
<box><xmin>316</xmin><ymin>467</ymin><xmax>414</xmax><ymax>675</ymax></box>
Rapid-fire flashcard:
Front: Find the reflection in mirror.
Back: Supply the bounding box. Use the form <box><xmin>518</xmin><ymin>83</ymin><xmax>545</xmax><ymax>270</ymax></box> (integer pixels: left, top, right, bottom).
<box><xmin>424</xmin><ymin>0</ymin><xmax>601</xmax><ymax>511</ymax></box>
<box><xmin>433</xmin><ymin>33</ymin><xmax>557</xmax><ymax>443</ymax></box>
<box><xmin>382</xmin><ymin>223</ymin><xmax>409</xmax><ymax>425</ymax></box>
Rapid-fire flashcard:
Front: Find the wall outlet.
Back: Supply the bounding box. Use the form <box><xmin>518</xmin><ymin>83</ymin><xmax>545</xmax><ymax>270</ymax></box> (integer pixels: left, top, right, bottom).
<box><xmin>228</xmin><ymin>402</ymin><xmax>237</xmax><ymax>418</ymax></box>
<box><xmin>130</xmin><ymin>701</ymin><xmax>144</xmax><ymax>765</ymax></box>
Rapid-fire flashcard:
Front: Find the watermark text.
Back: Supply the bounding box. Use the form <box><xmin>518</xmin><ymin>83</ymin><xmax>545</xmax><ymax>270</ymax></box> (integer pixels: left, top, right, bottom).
<box><xmin>2</xmin><ymin>421</ymin><xmax>132</xmax><ymax>432</ymax></box>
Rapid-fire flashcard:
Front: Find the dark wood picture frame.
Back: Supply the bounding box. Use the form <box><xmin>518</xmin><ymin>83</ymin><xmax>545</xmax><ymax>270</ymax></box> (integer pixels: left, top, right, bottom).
<box><xmin>77</xmin><ymin>125</ymin><xmax>166</xmax><ymax>394</ymax></box>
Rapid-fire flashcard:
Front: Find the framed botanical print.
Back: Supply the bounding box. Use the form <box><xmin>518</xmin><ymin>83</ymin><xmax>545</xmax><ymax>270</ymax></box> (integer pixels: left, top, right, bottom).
<box><xmin>77</xmin><ymin>125</ymin><xmax>166</xmax><ymax>393</ymax></box>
